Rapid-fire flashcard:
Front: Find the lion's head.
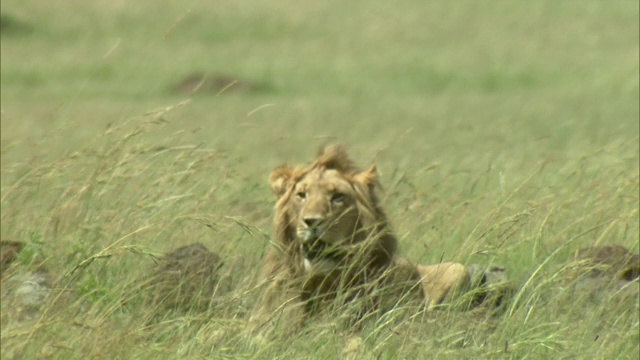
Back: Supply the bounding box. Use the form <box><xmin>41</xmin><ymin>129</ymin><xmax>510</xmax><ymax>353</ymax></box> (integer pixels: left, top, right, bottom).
<box><xmin>268</xmin><ymin>145</ymin><xmax>397</xmax><ymax>280</ymax></box>
<box><xmin>253</xmin><ymin>145</ymin><xmax>471</xmax><ymax>335</ymax></box>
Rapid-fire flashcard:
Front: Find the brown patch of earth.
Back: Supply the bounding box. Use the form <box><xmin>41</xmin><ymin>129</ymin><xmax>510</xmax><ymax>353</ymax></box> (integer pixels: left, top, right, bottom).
<box><xmin>172</xmin><ymin>73</ymin><xmax>266</xmax><ymax>95</ymax></box>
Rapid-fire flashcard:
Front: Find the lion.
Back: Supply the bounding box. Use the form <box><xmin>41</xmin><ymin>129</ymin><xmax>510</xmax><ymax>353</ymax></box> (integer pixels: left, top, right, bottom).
<box><xmin>250</xmin><ymin>145</ymin><xmax>470</xmax><ymax>333</ymax></box>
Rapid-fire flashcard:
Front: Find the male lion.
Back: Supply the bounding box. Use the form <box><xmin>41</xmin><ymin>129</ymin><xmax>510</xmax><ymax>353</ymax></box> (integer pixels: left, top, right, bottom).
<box><xmin>251</xmin><ymin>145</ymin><xmax>469</xmax><ymax>333</ymax></box>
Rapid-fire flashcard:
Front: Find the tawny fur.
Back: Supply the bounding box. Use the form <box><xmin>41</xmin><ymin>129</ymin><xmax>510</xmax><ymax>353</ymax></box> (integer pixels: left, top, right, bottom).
<box><xmin>251</xmin><ymin>145</ymin><xmax>469</xmax><ymax>334</ymax></box>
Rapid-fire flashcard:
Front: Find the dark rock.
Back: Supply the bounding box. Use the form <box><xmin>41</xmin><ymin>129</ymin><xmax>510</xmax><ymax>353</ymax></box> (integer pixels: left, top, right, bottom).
<box><xmin>130</xmin><ymin>242</ymin><xmax>223</xmax><ymax>312</ymax></box>
<box><xmin>1</xmin><ymin>241</ymin><xmax>26</xmax><ymax>276</ymax></box>
<box><xmin>572</xmin><ymin>245</ymin><xmax>639</xmax><ymax>281</ymax></box>
<box><xmin>467</xmin><ymin>264</ymin><xmax>512</xmax><ymax>308</ymax></box>
<box><xmin>562</xmin><ymin>245</ymin><xmax>639</xmax><ymax>306</ymax></box>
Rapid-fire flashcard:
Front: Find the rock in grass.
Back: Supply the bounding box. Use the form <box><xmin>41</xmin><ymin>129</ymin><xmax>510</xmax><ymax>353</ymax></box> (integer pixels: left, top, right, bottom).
<box><xmin>572</xmin><ymin>244</ymin><xmax>639</xmax><ymax>281</ymax></box>
<box><xmin>1</xmin><ymin>240</ymin><xmax>26</xmax><ymax>276</ymax></box>
<box><xmin>1</xmin><ymin>240</ymin><xmax>52</xmax><ymax>324</ymax></box>
<box><xmin>130</xmin><ymin>242</ymin><xmax>223</xmax><ymax>312</ymax></box>
<box><xmin>562</xmin><ymin>245</ymin><xmax>639</xmax><ymax>307</ymax></box>
<box><xmin>1</xmin><ymin>271</ymin><xmax>51</xmax><ymax>324</ymax></box>
<box><xmin>466</xmin><ymin>264</ymin><xmax>512</xmax><ymax>308</ymax></box>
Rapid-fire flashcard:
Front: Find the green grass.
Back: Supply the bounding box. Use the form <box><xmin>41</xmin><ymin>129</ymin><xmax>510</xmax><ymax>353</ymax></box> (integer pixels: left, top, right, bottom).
<box><xmin>1</xmin><ymin>0</ymin><xmax>638</xmax><ymax>358</ymax></box>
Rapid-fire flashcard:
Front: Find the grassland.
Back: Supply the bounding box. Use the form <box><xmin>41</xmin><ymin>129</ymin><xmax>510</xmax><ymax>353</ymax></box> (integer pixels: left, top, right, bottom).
<box><xmin>1</xmin><ymin>0</ymin><xmax>638</xmax><ymax>359</ymax></box>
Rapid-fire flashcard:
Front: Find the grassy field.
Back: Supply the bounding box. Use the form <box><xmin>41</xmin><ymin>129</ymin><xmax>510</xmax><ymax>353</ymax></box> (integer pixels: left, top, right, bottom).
<box><xmin>1</xmin><ymin>0</ymin><xmax>638</xmax><ymax>358</ymax></box>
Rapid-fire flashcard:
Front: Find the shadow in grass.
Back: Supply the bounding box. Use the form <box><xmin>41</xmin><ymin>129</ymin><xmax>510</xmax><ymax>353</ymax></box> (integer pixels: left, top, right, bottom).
<box><xmin>171</xmin><ymin>73</ymin><xmax>275</xmax><ymax>96</ymax></box>
<box><xmin>0</xmin><ymin>13</ymin><xmax>33</xmax><ymax>36</ymax></box>
<box><xmin>395</xmin><ymin>65</ymin><xmax>546</xmax><ymax>93</ymax></box>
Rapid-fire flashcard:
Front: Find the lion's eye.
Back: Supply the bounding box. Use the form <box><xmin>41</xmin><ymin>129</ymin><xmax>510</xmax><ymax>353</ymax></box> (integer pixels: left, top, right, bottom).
<box><xmin>296</xmin><ymin>191</ymin><xmax>307</xmax><ymax>200</ymax></box>
<box><xmin>331</xmin><ymin>193</ymin><xmax>346</xmax><ymax>204</ymax></box>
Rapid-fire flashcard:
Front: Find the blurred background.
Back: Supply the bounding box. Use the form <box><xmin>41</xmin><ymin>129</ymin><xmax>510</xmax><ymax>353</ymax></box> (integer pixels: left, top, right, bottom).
<box><xmin>0</xmin><ymin>1</ymin><xmax>638</xmax><ymax>358</ymax></box>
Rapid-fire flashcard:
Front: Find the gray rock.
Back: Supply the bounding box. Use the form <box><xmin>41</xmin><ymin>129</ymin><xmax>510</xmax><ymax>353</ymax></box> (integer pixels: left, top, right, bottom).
<box><xmin>466</xmin><ymin>264</ymin><xmax>511</xmax><ymax>308</ymax></box>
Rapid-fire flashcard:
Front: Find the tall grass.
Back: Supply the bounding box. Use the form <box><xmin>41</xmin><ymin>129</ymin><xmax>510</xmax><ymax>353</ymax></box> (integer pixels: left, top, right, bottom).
<box><xmin>1</xmin><ymin>0</ymin><xmax>638</xmax><ymax>358</ymax></box>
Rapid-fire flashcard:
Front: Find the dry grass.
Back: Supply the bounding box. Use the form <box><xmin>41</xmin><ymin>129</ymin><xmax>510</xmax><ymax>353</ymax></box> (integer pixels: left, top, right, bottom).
<box><xmin>1</xmin><ymin>0</ymin><xmax>638</xmax><ymax>359</ymax></box>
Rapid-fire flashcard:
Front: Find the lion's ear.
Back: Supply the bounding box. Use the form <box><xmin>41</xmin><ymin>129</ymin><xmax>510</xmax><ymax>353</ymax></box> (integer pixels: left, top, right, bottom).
<box><xmin>354</xmin><ymin>165</ymin><xmax>379</xmax><ymax>189</ymax></box>
<box><xmin>269</xmin><ymin>166</ymin><xmax>294</xmax><ymax>198</ymax></box>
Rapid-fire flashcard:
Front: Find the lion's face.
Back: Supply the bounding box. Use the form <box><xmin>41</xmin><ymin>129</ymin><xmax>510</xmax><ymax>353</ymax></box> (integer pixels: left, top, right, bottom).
<box><xmin>269</xmin><ymin>147</ymin><xmax>385</xmax><ymax>276</ymax></box>
<box><xmin>290</xmin><ymin>168</ymin><xmax>361</xmax><ymax>273</ymax></box>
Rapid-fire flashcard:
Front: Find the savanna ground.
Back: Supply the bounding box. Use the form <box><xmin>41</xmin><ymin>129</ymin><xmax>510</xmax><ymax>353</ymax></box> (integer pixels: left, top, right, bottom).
<box><xmin>1</xmin><ymin>1</ymin><xmax>638</xmax><ymax>359</ymax></box>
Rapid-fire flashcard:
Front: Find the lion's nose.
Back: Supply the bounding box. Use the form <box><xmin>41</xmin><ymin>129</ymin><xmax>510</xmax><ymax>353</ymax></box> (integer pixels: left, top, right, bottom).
<box><xmin>303</xmin><ymin>217</ymin><xmax>322</xmax><ymax>228</ymax></box>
